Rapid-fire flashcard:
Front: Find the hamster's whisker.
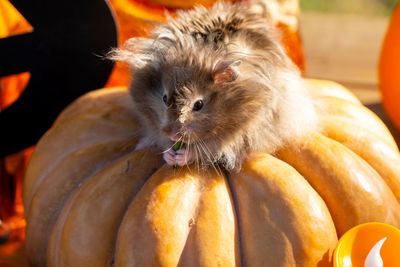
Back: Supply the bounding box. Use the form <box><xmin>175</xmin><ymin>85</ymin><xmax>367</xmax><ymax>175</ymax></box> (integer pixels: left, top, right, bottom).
<box><xmin>192</xmin><ymin>133</ymin><xmax>205</xmax><ymax>169</ymax></box>
<box><xmin>197</xmin><ymin>144</ymin><xmax>205</xmax><ymax>170</ymax></box>
<box><xmin>199</xmin><ymin>137</ymin><xmax>223</xmax><ymax>174</ymax></box>
<box><xmin>199</xmin><ymin>139</ymin><xmax>212</xmax><ymax>164</ymax></box>
<box><xmin>161</xmin><ymin>143</ymin><xmax>176</xmax><ymax>154</ymax></box>
<box><xmin>193</xmin><ymin>141</ymin><xmax>201</xmax><ymax>172</ymax></box>
<box><xmin>161</xmin><ymin>135</ymin><xmax>183</xmax><ymax>154</ymax></box>
<box><xmin>200</xmin><ymin>138</ymin><xmax>215</xmax><ymax>161</ymax></box>
<box><xmin>184</xmin><ymin>133</ymin><xmax>193</xmax><ymax>173</ymax></box>
<box><xmin>201</xmin><ymin>139</ymin><xmax>223</xmax><ymax>176</ymax></box>
<box><xmin>197</xmin><ymin>138</ymin><xmax>220</xmax><ymax>176</ymax></box>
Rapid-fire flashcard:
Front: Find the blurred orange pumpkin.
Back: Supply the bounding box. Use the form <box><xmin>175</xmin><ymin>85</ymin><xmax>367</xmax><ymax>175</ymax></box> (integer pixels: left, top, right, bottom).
<box><xmin>106</xmin><ymin>0</ymin><xmax>305</xmax><ymax>87</ymax></box>
<box><xmin>148</xmin><ymin>0</ymin><xmax>235</xmax><ymax>9</ymax></box>
<box><xmin>379</xmin><ymin>3</ymin><xmax>400</xmax><ymax>130</ymax></box>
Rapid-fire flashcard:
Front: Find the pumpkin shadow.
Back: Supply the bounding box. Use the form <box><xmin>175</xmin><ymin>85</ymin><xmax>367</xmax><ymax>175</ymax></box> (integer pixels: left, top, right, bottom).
<box><xmin>366</xmin><ymin>102</ymin><xmax>400</xmax><ymax>147</ymax></box>
<box><xmin>317</xmin><ymin>249</ymin><xmax>334</xmax><ymax>267</ymax></box>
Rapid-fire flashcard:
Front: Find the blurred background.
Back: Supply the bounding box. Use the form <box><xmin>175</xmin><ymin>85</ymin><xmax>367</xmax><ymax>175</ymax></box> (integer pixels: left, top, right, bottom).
<box><xmin>300</xmin><ymin>0</ymin><xmax>396</xmax><ymax>104</ymax></box>
<box><xmin>299</xmin><ymin>0</ymin><xmax>400</xmax><ymax>144</ymax></box>
<box><xmin>301</xmin><ymin>0</ymin><xmax>397</xmax><ymax>16</ymax></box>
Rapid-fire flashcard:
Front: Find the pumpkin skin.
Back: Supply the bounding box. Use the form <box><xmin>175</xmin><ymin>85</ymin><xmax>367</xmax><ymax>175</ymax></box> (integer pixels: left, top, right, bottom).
<box><xmin>23</xmin><ymin>79</ymin><xmax>400</xmax><ymax>267</ymax></box>
<box><xmin>379</xmin><ymin>3</ymin><xmax>400</xmax><ymax>130</ymax></box>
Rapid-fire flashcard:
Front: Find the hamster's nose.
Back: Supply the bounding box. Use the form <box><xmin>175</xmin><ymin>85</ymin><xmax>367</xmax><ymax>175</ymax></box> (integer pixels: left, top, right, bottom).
<box><xmin>161</xmin><ymin>125</ymin><xmax>181</xmax><ymax>141</ymax></box>
<box><xmin>169</xmin><ymin>133</ymin><xmax>181</xmax><ymax>141</ymax></box>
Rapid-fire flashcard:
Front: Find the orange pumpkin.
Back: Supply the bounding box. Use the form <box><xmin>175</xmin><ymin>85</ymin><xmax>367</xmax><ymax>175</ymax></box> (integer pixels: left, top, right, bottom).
<box><xmin>379</xmin><ymin>3</ymin><xmax>400</xmax><ymax>130</ymax></box>
<box><xmin>23</xmin><ymin>79</ymin><xmax>400</xmax><ymax>267</ymax></box>
<box><xmin>147</xmin><ymin>0</ymin><xmax>235</xmax><ymax>9</ymax></box>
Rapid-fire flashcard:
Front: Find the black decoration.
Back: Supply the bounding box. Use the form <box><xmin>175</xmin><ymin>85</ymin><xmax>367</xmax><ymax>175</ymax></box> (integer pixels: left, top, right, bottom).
<box><xmin>0</xmin><ymin>0</ymin><xmax>118</xmax><ymax>157</ymax></box>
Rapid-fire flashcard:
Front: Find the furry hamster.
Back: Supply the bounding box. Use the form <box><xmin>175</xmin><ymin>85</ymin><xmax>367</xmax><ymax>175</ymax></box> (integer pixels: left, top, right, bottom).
<box><xmin>110</xmin><ymin>1</ymin><xmax>316</xmax><ymax>171</ymax></box>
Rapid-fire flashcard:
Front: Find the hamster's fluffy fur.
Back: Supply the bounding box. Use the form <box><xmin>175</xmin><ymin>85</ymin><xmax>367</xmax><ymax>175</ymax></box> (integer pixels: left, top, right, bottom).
<box><xmin>110</xmin><ymin>1</ymin><xmax>317</xmax><ymax>170</ymax></box>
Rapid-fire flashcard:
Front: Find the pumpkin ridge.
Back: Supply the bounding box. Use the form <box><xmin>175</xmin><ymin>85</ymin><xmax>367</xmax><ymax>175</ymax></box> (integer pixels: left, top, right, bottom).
<box><xmin>305</xmin><ymin>79</ymin><xmax>361</xmax><ymax>104</ymax></box>
<box><xmin>23</xmin><ymin>89</ymin><xmax>141</xmax><ymax>213</ymax></box>
<box><xmin>319</xmin><ymin>116</ymin><xmax>396</xmax><ymax>148</ymax></box>
<box><xmin>229</xmin><ymin>152</ymin><xmax>337</xmax><ymax>266</ymax></box>
<box><xmin>319</xmin><ymin>119</ymin><xmax>400</xmax><ymax>203</ymax></box>
<box><xmin>110</xmin><ymin>149</ymin><xmax>167</xmax><ymax>265</ymax></box>
<box><xmin>225</xmin><ymin>169</ymin><xmax>245</xmax><ymax>267</ymax></box>
<box><xmin>49</xmin><ymin>149</ymin><xmax>163</xmax><ymax>266</ymax></box>
<box><xmin>24</xmin><ymin>128</ymin><xmax>141</xmax><ymax>211</ymax></box>
<box><xmin>229</xmin><ymin>154</ymin><xmax>290</xmax><ymax>266</ymax></box>
<box><xmin>229</xmin><ymin>161</ymin><xmax>296</xmax><ymax>266</ymax></box>
<box><xmin>26</xmin><ymin>138</ymin><xmax>141</xmax><ymax>267</ymax></box>
<box><xmin>107</xmin><ymin>149</ymin><xmax>168</xmax><ymax>267</ymax></box>
<box><xmin>24</xmin><ymin>134</ymin><xmax>140</xmax><ymax>216</ymax></box>
<box><xmin>52</xmin><ymin>87</ymin><xmax>131</xmax><ymax>127</ymax></box>
<box><xmin>176</xmin><ymin>168</ymin><xmax>238</xmax><ymax>266</ymax></box>
<box><xmin>277</xmin><ymin>133</ymin><xmax>400</xmax><ymax>235</ymax></box>
<box><xmin>47</xmin><ymin>180</ymin><xmax>79</xmax><ymax>267</ymax></box>
<box><xmin>315</xmin><ymin>97</ymin><xmax>397</xmax><ymax>148</ymax></box>
<box><xmin>115</xmin><ymin>165</ymin><xmax>204</xmax><ymax>266</ymax></box>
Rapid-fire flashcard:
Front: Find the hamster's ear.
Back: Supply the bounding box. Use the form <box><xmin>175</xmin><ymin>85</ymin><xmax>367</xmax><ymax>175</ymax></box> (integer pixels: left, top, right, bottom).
<box><xmin>107</xmin><ymin>37</ymin><xmax>158</xmax><ymax>69</ymax></box>
<box><xmin>249</xmin><ymin>0</ymin><xmax>275</xmax><ymax>25</ymax></box>
<box><xmin>212</xmin><ymin>60</ymin><xmax>241</xmax><ymax>84</ymax></box>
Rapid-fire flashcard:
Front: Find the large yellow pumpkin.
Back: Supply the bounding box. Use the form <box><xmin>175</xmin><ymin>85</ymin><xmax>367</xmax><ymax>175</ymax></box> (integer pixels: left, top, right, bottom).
<box><xmin>23</xmin><ymin>79</ymin><xmax>400</xmax><ymax>267</ymax></box>
<box><xmin>379</xmin><ymin>3</ymin><xmax>400</xmax><ymax>130</ymax></box>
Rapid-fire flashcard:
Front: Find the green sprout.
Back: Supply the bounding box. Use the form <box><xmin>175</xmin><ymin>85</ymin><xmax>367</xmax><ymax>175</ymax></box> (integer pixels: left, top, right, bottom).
<box><xmin>173</xmin><ymin>141</ymin><xmax>183</xmax><ymax>168</ymax></box>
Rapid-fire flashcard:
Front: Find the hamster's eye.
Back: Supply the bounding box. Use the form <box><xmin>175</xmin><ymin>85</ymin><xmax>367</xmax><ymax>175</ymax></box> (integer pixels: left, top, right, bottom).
<box><xmin>163</xmin><ymin>94</ymin><xmax>167</xmax><ymax>104</ymax></box>
<box><xmin>193</xmin><ymin>100</ymin><xmax>204</xmax><ymax>111</ymax></box>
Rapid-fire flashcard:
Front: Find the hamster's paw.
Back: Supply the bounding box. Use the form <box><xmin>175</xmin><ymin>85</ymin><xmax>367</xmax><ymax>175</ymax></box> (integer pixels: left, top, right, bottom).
<box><xmin>175</xmin><ymin>149</ymin><xmax>191</xmax><ymax>166</ymax></box>
<box><xmin>163</xmin><ymin>149</ymin><xmax>177</xmax><ymax>165</ymax></box>
<box><xmin>163</xmin><ymin>148</ymin><xmax>192</xmax><ymax>166</ymax></box>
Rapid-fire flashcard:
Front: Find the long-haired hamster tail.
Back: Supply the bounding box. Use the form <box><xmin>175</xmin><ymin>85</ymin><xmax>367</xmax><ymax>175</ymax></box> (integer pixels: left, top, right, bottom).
<box><xmin>109</xmin><ymin>1</ymin><xmax>317</xmax><ymax>171</ymax></box>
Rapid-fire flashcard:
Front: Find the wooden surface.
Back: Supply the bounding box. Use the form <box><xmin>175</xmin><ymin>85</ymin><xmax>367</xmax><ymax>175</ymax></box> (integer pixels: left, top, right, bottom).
<box><xmin>1</xmin><ymin>11</ymin><xmax>399</xmax><ymax>267</ymax></box>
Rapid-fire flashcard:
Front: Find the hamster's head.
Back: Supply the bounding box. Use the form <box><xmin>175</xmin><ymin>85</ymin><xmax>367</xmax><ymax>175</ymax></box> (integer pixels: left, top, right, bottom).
<box><xmin>158</xmin><ymin>56</ymin><xmax>267</xmax><ymax>152</ymax></box>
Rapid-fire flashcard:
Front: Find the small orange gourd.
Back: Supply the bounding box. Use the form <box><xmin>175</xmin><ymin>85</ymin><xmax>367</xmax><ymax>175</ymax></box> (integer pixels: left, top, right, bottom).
<box><xmin>23</xmin><ymin>78</ymin><xmax>400</xmax><ymax>267</ymax></box>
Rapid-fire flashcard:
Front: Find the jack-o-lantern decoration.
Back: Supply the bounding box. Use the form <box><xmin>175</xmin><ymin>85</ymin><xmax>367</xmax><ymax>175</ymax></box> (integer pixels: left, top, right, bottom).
<box><xmin>0</xmin><ymin>0</ymin><xmax>32</xmax><ymax>110</ymax></box>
